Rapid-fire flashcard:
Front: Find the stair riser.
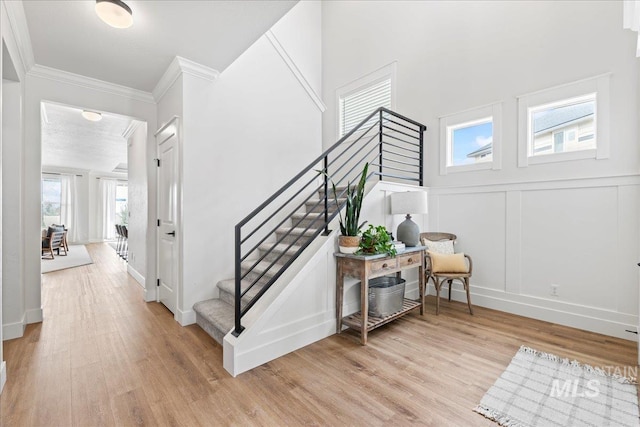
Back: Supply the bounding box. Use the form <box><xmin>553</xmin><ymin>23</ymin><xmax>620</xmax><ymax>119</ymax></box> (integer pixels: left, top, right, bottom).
<box><xmin>305</xmin><ymin>202</ymin><xmax>342</xmax><ymax>214</ymax></box>
<box><xmin>218</xmin><ymin>287</ymin><xmax>262</xmax><ymax>310</ymax></box>
<box><xmin>195</xmin><ymin>314</ymin><xmax>226</xmax><ymax>344</ymax></box>
<box><xmin>275</xmin><ymin>231</ymin><xmax>316</xmax><ymax>246</ymax></box>
<box><xmin>261</xmin><ymin>249</ymin><xmax>297</xmax><ymax>264</ymax></box>
<box><xmin>242</xmin><ymin>268</ymin><xmax>277</xmax><ymax>284</ymax></box>
<box><xmin>291</xmin><ymin>215</ymin><xmax>325</xmax><ymax>229</ymax></box>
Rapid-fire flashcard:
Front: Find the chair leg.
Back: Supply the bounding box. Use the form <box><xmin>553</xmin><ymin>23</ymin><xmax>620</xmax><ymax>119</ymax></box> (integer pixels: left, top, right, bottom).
<box><xmin>448</xmin><ymin>279</ymin><xmax>453</xmax><ymax>301</ymax></box>
<box><xmin>435</xmin><ymin>277</ymin><xmax>441</xmax><ymax>315</ymax></box>
<box><xmin>464</xmin><ymin>278</ymin><xmax>473</xmax><ymax>315</ymax></box>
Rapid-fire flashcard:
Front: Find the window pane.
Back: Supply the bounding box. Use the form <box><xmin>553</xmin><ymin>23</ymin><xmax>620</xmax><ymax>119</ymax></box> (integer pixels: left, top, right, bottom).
<box><xmin>340</xmin><ymin>78</ymin><xmax>391</xmax><ymax>136</ymax></box>
<box><xmin>42</xmin><ymin>178</ymin><xmax>61</xmax><ymax>227</ymax></box>
<box><xmin>116</xmin><ymin>184</ymin><xmax>128</xmax><ymax>225</ymax></box>
<box><xmin>530</xmin><ymin>97</ymin><xmax>596</xmax><ymax>156</ymax></box>
<box><xmin>449</xmin><ymin>120</ymin><xmax>493</xmax><ymax>166</ymax></box>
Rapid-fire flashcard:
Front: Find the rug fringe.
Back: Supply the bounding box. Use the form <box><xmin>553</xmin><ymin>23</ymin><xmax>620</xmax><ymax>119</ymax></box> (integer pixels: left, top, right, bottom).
<box><xmin>474</xmin><ymin>404</ymin><xmax>527</xmax><ymax>427</ymax></box>
<box><xmin>518</xmin><ymin>345</ymin><xmax>637</xmax><ymax>384</ymax></box>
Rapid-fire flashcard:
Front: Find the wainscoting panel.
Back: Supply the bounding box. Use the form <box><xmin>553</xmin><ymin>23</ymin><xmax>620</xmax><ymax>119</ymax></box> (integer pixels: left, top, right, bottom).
<box><xmin>429</xmin><ymin>177</ymin><xmax>640</xmax><ymax>340</ymax></box>
<box><xmin>436</xmin><ymin>192</ymin><xmax>507</xmax><ymax>292</ymax></box>
<box><xmin>520</xmin><ymin>186</ymin><xmax>618</xmax><ymax>310</ymax></box>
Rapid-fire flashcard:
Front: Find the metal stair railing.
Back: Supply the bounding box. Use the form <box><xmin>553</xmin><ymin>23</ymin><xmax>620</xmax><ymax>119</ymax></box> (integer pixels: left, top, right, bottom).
<box><xmin>233</xmin><ymin>108</ymin><xmax>426</xmax><ymax>336</ymax></box>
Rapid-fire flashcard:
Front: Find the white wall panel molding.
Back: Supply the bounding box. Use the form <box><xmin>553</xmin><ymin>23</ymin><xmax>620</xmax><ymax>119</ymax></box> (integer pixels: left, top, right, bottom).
<box><xmin>152</xmin><ymin>56</ymin><xmax>219</xmax><ymax>103</ymax></box>
<box><xmin>265</xmin><ymin>30</ymin><xmax>326</xmax><ymax>112</ymax></box>
<box><xmin>28</xmin><ymin>64</ymin><xmax>155</xmax><ymax>104</ymax></box>
<box><xmin>428</xmin><ymin>174</ymin><xmax>640</xmax><ymax>195</ymax></box>
<box><xmin>504</xmin><ymin>191</ymin><xmax>522</xmax><ymax>295</ymax></box>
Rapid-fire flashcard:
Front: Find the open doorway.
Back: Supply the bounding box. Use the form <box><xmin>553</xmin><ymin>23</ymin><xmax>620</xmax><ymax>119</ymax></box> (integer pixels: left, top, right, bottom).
<box><xmin>39</xmin><ymin>101</ymin><xmax>147</xmax><ymax>283</ymax></box>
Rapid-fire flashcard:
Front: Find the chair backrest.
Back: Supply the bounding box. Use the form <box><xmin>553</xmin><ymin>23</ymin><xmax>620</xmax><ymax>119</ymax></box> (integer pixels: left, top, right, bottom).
<box><xmin>49</xmin><ymin>231</ymin><xmax>65</xmax><ymax>248</ymax></box>
<box><xmin>420</xmin><ymin>232</ymin><xmax>456</xmax><ymax>243</ymax></box>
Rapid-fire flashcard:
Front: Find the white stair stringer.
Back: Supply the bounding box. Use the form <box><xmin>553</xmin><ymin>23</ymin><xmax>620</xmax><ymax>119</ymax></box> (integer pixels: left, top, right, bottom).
<box><xmin>223</xmin><ymin>229</ymin><xmax>338</xmax><ymax>376</ymax></box>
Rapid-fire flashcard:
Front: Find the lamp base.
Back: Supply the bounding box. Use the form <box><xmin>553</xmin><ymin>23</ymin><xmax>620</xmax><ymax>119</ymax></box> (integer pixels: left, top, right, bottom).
<box><xmin>396</xmin><ymin>214</ymin><xmax>420</xmax><ymax>246</ymax></box>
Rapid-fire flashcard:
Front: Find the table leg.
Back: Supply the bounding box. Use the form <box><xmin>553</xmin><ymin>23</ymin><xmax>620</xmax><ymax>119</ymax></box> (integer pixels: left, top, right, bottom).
<box><xmin>336</xmin><ymin>260</ymin><xmax>344</xmax><ymax>334</ymax></box>
<box><xmin>361</xmin><ymin>270</ymin><xmax>368</xmax><ymax>345</ymax></box>
<box><xmin>419</xmin><ymin>252</ymin><xmax>425</xmax><ymax>315</ymax></box>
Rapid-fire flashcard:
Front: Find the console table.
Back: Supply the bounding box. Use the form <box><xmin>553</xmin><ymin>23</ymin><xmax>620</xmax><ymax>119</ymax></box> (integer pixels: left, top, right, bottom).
<box><xmin>335</xmin><ymin>246</ymin><xmax>426</xmax><ymax>345</ymax></box>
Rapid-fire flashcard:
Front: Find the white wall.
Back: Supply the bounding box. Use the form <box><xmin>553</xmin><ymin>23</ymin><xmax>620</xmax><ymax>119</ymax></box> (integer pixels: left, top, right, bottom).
<box><xmin>127</xmin><ymin>122</ymin><xmax>148</xmax><ymax>286</ymax></box>
<box><xmin>322</xmin><ymin>1</ymin><xmax>640</xmax><ymax>339</ymax></box>
<box><xmin>24</xmin><ymin>72</ymin><xmax>158</xmax><ymax>322</ymax></box>
<box><xmin>158</xmin><ymin>1</ymin><xmax>324</xmax><ymax>324</ymax></box>
<box><xmin>1</xmin><ymin>79</ymin><xmax>21</xmax><ymax>341</ymax></box>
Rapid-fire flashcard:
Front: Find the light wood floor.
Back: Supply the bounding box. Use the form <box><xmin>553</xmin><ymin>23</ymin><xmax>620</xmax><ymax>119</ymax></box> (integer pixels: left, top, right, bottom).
<box><xmin>1</xmin><ymin>243</ymin><xmax>637</xmax><ymax>426</ymax></box>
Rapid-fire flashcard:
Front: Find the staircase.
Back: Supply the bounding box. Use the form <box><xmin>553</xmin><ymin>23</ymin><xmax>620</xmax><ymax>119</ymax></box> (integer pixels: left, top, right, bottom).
<box><xmin>193</xmin><ymin>188</ymin><xmax>346</xmax><ymax>344</ymax></box>
<box><xmin>193</xmin><ymin>107</ymin><xmax>426</xmax><ymax>362</ymax></box>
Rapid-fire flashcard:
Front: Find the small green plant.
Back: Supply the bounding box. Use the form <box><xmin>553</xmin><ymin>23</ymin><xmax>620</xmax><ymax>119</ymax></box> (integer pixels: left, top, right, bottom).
<box><xmin>357</xmin><ymin>225</ymin><xmax>396</xmax><ymax>257</ymax></box>
<box><xmin>333</xmin><ymin>162</ymin><xmax>368</xmax><ymax>237</ymax></box>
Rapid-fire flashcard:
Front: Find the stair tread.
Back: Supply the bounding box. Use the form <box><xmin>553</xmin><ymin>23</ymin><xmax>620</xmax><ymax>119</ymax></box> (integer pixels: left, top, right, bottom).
<box><xmin>218</xmin><ymin>278</ymin><xmax>265</xmax><ymax>300</ymax></box>
<box><xmin>193</xmin><ymin>298</ymin><xmax>234</xmax><ymax>335</ymax></box>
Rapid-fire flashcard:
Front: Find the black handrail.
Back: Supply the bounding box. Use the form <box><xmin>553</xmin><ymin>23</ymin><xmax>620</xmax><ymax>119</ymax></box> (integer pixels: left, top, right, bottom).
<box><xmin>233</xmin><ymin>108</ymin><xmax>426</xmax><ymax>336</ymax></box>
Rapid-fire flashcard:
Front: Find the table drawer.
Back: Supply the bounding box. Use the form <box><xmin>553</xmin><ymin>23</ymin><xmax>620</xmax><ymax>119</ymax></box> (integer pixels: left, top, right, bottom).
<box><xmin>398</xmin><ymin>253</ymin><xmax>421</xmax><ymax>268</ymax></box>
<box><xmin>370</xmin><ymin>258</ymin><xmax>397</xmax><ymax>274</ymax></box>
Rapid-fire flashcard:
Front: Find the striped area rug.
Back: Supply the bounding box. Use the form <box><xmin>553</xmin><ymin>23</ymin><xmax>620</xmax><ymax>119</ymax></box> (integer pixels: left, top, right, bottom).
<box><xmin>475</xmin><ymin>346</ymin><xmax>639</xmax><ymax>427</ymax></box>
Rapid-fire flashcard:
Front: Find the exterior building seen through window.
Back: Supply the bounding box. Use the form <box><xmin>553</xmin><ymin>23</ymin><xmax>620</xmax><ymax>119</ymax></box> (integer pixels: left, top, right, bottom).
<box><xmin>529</xmin><ymin>95</ymin><xmax>596</xmax><ymax>157</ymax></box>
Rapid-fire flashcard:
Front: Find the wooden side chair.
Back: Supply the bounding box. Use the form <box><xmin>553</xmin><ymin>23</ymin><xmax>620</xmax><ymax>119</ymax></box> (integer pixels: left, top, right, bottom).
<box><xmin>42</xmin><ymin>230</ymin><xmax>67</xmax><ymax>259</ymax></box>
<box><xmin>420</xmin><ymin>232</ymin><xmax>473</xmax><ymax>315</ymax></box>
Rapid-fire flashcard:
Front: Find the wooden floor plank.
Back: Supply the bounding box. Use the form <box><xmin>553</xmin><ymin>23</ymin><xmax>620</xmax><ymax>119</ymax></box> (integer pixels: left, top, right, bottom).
<box><xmin>0</xmin><ymin>242</ymin><xmax>637</xmax><ymax>426</ymax></box>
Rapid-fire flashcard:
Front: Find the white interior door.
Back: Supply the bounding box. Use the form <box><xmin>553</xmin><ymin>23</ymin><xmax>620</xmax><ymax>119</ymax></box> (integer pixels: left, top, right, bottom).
<box><xmin>156</xmin><ymin>118</ymin><xmax>179</xmax><ymax>314</ymax></box>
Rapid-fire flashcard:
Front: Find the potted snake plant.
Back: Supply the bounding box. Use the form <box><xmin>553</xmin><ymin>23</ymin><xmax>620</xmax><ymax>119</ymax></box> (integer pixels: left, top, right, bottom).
<box><xmin>333</xmin><ymin>163</ymin><xmax>369</xmax><ymax>254</ymax></box>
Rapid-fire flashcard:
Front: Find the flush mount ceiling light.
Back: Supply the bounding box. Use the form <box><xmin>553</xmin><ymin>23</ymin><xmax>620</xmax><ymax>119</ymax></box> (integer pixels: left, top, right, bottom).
<box><xmin>95</xmin><ymin>0</ymin><xmax>133</xmax><ymax>29</ymax></box>
<box><xmin>82</xmin><ymin>110</ymin><xmax>102</xmax><ymax>122</ymax></box>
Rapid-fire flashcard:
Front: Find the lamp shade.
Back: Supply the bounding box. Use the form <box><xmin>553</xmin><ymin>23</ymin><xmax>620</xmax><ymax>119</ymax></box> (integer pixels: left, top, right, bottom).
<box><xmin>390</xmin><ymin>191</ymin><xmax>428</xmax><ymax>215</ymax></box>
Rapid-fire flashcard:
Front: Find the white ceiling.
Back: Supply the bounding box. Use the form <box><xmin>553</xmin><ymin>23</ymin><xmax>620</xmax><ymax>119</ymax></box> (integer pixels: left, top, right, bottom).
<box><xmin>22</xmin><ymin>0</ymin><xmax>297</xmax><ymax>92</ymax></box>
<box><xmin>25</xmin><ymin>1</ymin><xmax>296</xmax><ymax>174</ymax></box>
<box><xmin>41</xmin><ymin>102</ymin><xmax>132</xmax><ymax>174</ymax></box>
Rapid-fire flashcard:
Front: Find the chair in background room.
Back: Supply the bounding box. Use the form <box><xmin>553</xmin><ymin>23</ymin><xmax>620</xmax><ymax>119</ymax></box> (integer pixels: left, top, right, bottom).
<box><xmin>420</xmin><ymin>232</ymin><xmax>473</xmax><ymax>315</ymax></box>
<box><xmin>42</xmin><ymin>229</ymin><xmax>67</xmax><ymax>259</ymax></box>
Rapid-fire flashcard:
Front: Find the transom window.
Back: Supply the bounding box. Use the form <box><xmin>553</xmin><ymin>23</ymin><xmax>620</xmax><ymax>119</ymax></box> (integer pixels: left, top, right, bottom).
<box><xmin>447</xmin><ymin>118</ymin><xmax>493</xmax><ymax>167</ymax></box>
<box><xmin>528</xmin><ymin>94</ymin><xmax>596</xmax><ymax>157</ymax></box>
<box><xmin>439</xmin><ymin>102</ymin><xmax>502</xmax><ymax>174</ymax></box>
<box><xmin>517</xmin><ymin>74</ymin><xmax>609</xmax><ymax>167</ymax></box>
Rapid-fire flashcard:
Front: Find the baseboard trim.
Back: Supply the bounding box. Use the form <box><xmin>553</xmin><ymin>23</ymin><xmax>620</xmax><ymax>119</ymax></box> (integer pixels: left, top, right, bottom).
<box><xmin>25</xmin><ymin>308</ymin><xmax>42</xmax><ymax>324</ymax></box>
<box><xmin>0</xmin><ymin>361</ymin><xmax>6</xmax><ymax>394</ymax></box>
<box><xmin>225</xmin><ymin>317</ymin><xmax>335</xmax><ymax>377</ymax></box>
<box><xmin>2</xmin><ymin>314</ymin><xmax>26</xmax><ymax>341</ymax></box>
<box><xmin>176</xmin><ymin>308</ymin><xmax>195</xmax><ymax>326</ymax></box>
<box><xmin>427</xmin><ymin>285</ymin><xmax>638</xmax><ymax>341</ymax></box>
<box><xmin>127</xmin><ymin>265</ymin><xmax>145</xmax><ymax>288</ymax></box>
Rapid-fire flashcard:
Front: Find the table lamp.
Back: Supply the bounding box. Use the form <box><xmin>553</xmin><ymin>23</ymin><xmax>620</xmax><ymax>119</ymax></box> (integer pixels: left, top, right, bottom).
<box><xmin>390</xmin><ymin>191</ymin><xmax>428</xmax><ymax>246</ymax></box>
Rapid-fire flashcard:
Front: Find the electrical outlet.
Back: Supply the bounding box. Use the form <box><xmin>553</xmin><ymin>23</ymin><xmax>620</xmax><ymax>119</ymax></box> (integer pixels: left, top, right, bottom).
<box><xmin>550</xmin><ymin>284</ymin><xmax>559</xmax><ymax>297</ymax></box>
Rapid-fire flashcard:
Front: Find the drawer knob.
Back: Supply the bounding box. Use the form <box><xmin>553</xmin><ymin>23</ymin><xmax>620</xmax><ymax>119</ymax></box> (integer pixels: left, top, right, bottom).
<box><xmin>382</xmin><ymin>263</ymin><xmax>388</xmax><ymax>268</ymax></box>
<box><xmin>408</xmin><ymin>258</ymin><xmax>413</xmax><ymax>263</ymax></box>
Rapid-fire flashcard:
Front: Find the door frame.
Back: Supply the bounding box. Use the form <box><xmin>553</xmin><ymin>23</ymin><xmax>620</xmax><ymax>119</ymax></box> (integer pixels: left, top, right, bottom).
<box><xmin>154</xmin><ymin>116</ymin><xmax>182</xmax><ymax>321</ymax></box>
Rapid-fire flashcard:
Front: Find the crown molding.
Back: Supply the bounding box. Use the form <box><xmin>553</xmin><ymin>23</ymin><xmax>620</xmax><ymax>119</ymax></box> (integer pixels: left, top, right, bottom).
<box><xmin>2</xmin><ymin>0</ymin><xmax>35</xmax><ymax>78</ymax></box>
<box><xmin>28</xmin><ymin>64</ymin><xmax>155</xmax><ymax>104</ymax></box>
<box><xmin>265</xmin><ymin>30</ymin><xmax>326</xmax><ymax>113</ymax></box>
<box><xmin>122</xmin><ymin>120</ymin><xmax>143</xmax><ymax>140</ymax></box>
<box><xmin>152</xmin><ymin>56</ymin><xmax>220</xmax><ymax>102</ymax></box>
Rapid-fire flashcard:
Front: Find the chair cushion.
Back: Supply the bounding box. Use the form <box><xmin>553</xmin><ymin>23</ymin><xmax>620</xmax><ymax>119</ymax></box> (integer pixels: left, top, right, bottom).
<box><xmin>428</xmin><ymin>251</ymin><xmax>468</xmax><ymax>273</ymax></box>
<box><xmin>421</xmin><ymin>238</ymin><xmax>454</xmax><ymax>254</ymax></box>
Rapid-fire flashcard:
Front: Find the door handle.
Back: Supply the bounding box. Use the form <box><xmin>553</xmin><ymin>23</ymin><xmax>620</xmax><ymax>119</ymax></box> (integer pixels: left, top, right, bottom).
<box><xmin>166</xmin><ymin>231</ymin><xmax>176</xmax><ymax>236</ymax></box>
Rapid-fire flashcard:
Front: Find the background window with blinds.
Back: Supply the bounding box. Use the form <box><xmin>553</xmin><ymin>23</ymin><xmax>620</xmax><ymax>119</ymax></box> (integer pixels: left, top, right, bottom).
<box><xmin>339</xmin><ymin>78</ymin><xmax>392</xmax><ymax>137</ymax></box>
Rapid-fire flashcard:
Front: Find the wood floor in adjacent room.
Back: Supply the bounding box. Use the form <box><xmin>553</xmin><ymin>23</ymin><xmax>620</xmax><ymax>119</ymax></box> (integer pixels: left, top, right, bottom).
<box><xmin>0</xmin><ymin>243</ymin><xmax>637</xmax><ymax>426</ymax></box>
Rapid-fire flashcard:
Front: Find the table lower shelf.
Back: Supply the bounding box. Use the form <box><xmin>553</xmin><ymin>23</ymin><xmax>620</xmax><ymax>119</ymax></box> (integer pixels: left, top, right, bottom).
<box><xmin>342</xmin><ymin>299</ymin><xmax>421</xmax><ymax>333</ymax></box>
